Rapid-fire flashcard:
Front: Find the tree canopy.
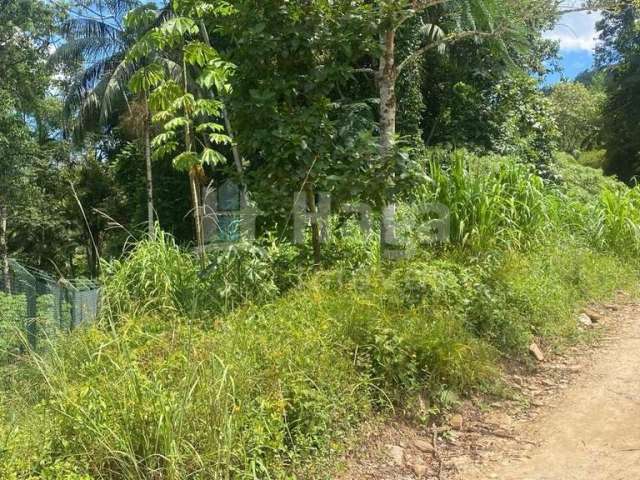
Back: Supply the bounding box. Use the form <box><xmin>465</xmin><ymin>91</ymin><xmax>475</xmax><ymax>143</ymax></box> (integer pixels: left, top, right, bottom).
<box><xmin>1</xmin><ymin>0</ymin><xmax>638</xmax><ymax>277</ymax></box>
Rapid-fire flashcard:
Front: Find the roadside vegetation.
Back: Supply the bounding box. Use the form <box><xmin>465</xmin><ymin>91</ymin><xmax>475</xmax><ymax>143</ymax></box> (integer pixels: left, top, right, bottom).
<box><xmin>1</xmin><ymin>0</ymin><xmax>640</xmax><ymax>478</ymax></box>
<box><xmin>2</xmin><ymin>151</ymin><xmax>640</xmax><ymax>479</ymax></box>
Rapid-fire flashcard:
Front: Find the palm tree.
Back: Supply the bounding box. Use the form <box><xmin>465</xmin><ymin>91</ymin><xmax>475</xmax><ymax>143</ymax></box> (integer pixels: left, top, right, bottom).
<box><xmin>51</xmin><ymin>0</ymin><xmax>169</xmax><ymax>238</ymax></box>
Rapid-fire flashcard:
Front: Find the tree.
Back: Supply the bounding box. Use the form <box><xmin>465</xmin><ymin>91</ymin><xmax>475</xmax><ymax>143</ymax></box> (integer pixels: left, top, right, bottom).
<box><xmin>52</xmin><ymin>0</ymin><xmax>166</xmax><ymax>237</ymax></box>
<box><xmin>0</xmin><ymin>91</ymin><xmax>37</xmax><ymax>291</ymax></box>
<box><xmin>358</xmin><ymin>0</ymin><xmax>554</xmax><ymax>252</ymax></box>
<box><xmin>549</xmin><ymin>81</ymin><xmax>605</xmax><ymax>153</ymax></box>
<box><xmin>413</xmin><ymin>0</ymin><xmax>559</xmax><ymax>164</ymax></box>
<box><xmin>596</xmin><ymin>3</ymin><xmax>640</xmax><ymax>181</ymax></box>
<box><xmin>0</xmin><ymin>0</ymin><xmax>55</xmax><ymax>108</ymax></box>
<box><xmin>0</xmin><ymin>0</ymin><xmax>54</xmax><ymax>288</ymax></box>
<box><xmin>129</xmin><ymin>3</ymin><xmax>235</xmax><ymax>260</ymax></box>
<box><xmin>221</xmin><ymin>0</ymin><xmax>378</xmax><ymax>262</ymax></box>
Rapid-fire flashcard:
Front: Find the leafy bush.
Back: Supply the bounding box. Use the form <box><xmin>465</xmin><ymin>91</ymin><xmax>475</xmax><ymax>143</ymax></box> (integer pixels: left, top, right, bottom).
<box><xmin>102</xmin><ymin>230</ymin><xmax>282</xmax><ymax>320</ymax></box>
<box><xmin>577</xmin><ymin>149</ymin><xmax>607</xmax><ymax>169</ymax></box>
<box><xmin>592</xmin><ymin>187</ymin><xmax>640</xmax><ymax>257</ymax></box>
<box><xmin>466</xmin><ymin>240</ymin><xmax>638</xmax><ymax>352</ymax></box>
<box><xmin>554</xmin><ymin>151</ymin><xmax>621</xmax><ymax>204</ymax></box>
<box><xmin>199</xmin><ymin>241</ymin><xmax>279</xmax><ymax>312</ymax></box>
<box><xmin>0</xmin><ymin>293</ymin><xmax>26</xmax><ymax>360</ymax></box>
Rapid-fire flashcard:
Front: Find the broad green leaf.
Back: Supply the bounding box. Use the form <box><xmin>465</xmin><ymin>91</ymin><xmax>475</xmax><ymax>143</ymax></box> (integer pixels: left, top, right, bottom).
<box><xmin>173</xmin><ymin>93</ymin><xmax>196</xmax><ymax>113</ymax></box>
<box><xmin>184</xmin><ymin>41</ymin><xmax>218</xmax><ymax>67</ymax></box>
<box><xmin>196</xmin><ymin>122</ymin><xmax>225</xmax><ymax>133</ymax></box>
<box><xmin>209</xmin><ymin>133</ymin><xmax>232</xmax><ymax>145</ymax></box>
<box><xmin>129</xmin><ymin>64</ymin><xmax>164</xmax><ymax>94</ymax></box>
<box><xmin>164</xmin><ymin>117</ymin><xmax>191</xmax><ymax>131</ymax></box>
<box><xmin>149</xmin><ymin>81</ymin><xmax>182</xmax><ymax>111</ymax></box>
<box><xmin>152</xmin><ymin>110</ymin><xmax>173</xmax><ymax>123</ymax></box>
<box><xmin>151</xmin><ymin>131</ymin><xmax>176</xmax><ymax>148</ymax></box>
<box><xmin>160</xmin><ymin>17</ymin><xmax>199</xmax><ymax>37</ymax></box>
<box><xmin>201</xmin><ymin>148</ymin><xmax>227</xmax><ymax>166</ymax></box>
<box><xmin>172</xmin><ymin>151</ymin><xmax>200</xmax><ymax>171</ymax></box>
<box><xmin>194</xmin><ymin>99</ymin><xmax>223</xmax><ymax>117</ymax></box>
<box><xmin>152</xmin><ymin>141</ymin><xmax>178</xmax><ymax>160</ymax></box>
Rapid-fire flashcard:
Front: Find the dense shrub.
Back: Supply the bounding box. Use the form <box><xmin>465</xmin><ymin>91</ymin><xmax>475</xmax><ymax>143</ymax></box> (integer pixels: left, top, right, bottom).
<box><xmin>577</xmin><ymin>149</ymin><xmax>607</xmax><ymax>169</ymax></box>
<box><xmin>0</xmin><ymin>293</ymin><xmax>26</xmax><ymax>360</ymax></box>
<box><xmin>101</xmin><ymin>231</ymin><xmax>281</xmax><ymax>320</ymax></box>
<box><xmin>592</xmin><ymin>187</ymin><xmax>640</xmax><ymax>257</ymax></box>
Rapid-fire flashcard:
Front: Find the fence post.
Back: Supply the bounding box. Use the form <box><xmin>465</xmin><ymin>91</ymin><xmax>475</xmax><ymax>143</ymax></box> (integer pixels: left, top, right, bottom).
<box><xmin>25</xmin><ymin>285</ymin><xmax>37</xmax><ymax>350</ymax></box>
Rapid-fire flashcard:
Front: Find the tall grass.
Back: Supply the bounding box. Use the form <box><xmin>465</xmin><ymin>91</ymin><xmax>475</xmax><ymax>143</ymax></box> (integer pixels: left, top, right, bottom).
<box><xmin>593</xmin><ymin>187</ymin><xmax>640</xmax><ymax>256</ymax></box>
<box><xmin>414</xmin><ymin>150</ymin><xmax>548</xmax><ymax>250</ymax></box>
<box><xmin>101</xmin><ymin>230</ymin><xmax>279</xmax><ymax>320</ymax></box>
<box><xmin>2</xmin><ymin>150</ymin><xmax>640</xmax><ymax>479</ymax></box>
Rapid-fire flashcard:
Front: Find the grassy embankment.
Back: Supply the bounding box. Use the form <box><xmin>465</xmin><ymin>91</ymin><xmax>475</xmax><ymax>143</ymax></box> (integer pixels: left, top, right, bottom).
<box><xmin>1</xmin><ymin>151</ymin><xmax>639</xmax><ymax>479</ymax></box>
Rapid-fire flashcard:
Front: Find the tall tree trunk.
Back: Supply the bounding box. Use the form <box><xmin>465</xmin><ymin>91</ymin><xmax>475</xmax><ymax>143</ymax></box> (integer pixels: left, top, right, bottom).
<box><xmin>86</xmin><ymin>242</ymin><xmax>96</xmax><ymax>279</ymax></box>
<box><xmin>304</xmin><ymin>182</ymin><xmax>322</xmax><ymax>268</ymax></box>
<box><xmin>182</xmin><ymin>52</ymin><xmax>205</xmax><ymax>266</ymax></box>
<box><xmin>378</xmin><ymin>29</ymin><xmax>398</xmax><ymax>255</ymax></box>
<box><xmin>379</xmin><ymin>29</ymin><xmax>397</xmax><ymax>158</ymax></box>
<box><xmin>144</xmin><ymin>98</ymin><xmax>155</xmax><ymax>239</ymax></box>
<box><xmin>0</xmin><ymin>203</ymin><xmax>10</xmax><ymax>293</ymax></box>
<box><xmin>223</xmin><ymin>107</ymin><xmax>248</xmax><ymax>209</ymax></box>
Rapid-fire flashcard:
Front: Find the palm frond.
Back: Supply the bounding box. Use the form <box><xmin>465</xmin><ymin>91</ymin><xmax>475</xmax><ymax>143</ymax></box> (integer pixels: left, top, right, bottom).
<box><xmin>105</xmin><ymin>0</ymin><xmax>142</xmax><ymax>18</ymax></box>
<box><xmin>61</xmin><ymin>17</ymin><xmax>123</xmax><ymax>43</ymax></box>
<box><xmin>100</xmin><ymin>57</ymin><xmax>137</xmax><ymax>123</ymax></box>
<box><xmin>49</xmin><ymin>36</ymin><xmax>119</xmax><ymax>68</ymax></box>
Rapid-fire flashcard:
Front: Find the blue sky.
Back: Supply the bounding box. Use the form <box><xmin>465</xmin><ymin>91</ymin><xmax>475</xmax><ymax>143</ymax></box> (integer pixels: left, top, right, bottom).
<box><xmin>544</xmin><ymin>10</ymin><xmax>602</xmax><ymax>83</ymax></box>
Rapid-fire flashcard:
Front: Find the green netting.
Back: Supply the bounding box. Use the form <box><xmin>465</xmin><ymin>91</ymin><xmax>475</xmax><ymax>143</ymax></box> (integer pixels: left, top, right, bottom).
<box><xmin>0</xmin><ymin>259</ymin><xmax>100</xmax><ymax>359</ymax></box>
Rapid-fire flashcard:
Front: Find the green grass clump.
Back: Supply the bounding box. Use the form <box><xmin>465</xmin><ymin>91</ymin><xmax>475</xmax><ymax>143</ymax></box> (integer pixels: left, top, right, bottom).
<box><xmin>412</xmin><ymin>150</ymin><xmax>549</xmax><ymax>250</ymax></box>
<box><xmin>577</xmin><ymin>149</ymin><xmax>607</xmax><ymax>170</ymax></box>
<box><xmin>554</xmin><ymin>151</ymin><xmax>622</xmax><ymax>204</ymax></box>
<box><xmin>466</xmin><ymin>240</ymin><xmax>638</xmax><ymax>352</ymax></box>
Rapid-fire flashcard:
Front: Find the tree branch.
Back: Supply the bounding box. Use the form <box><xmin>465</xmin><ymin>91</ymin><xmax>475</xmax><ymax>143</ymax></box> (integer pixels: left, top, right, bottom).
<box><xmin>353</xmin><ymin>67</ymin><xmax>376</xmax><ymax>75</ymax></box>
<box><xmin>397</xmin><ymin>29</ymin><xmax>502</xmax><ymax>74</ymax></box>
<box><xmin>396</xmin><ymin>0</ymin><xmax>451</xmax><ymax>29</ymax></box>
<box><xmin>557</xmin><ymin>0</ymin><xmax>630</xmax><ymax>14</ymax></box>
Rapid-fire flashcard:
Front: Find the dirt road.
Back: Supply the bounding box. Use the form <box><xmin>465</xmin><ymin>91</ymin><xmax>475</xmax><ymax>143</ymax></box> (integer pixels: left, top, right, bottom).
<box><xmin>459</xmin><ymin>301</ymin><xmax>640</xmax><ymax>480</ymax></box>
<box><xmin>341</xmin><ymin>298</ymin><xmax>640</xmax><ymax>480</ymax></box>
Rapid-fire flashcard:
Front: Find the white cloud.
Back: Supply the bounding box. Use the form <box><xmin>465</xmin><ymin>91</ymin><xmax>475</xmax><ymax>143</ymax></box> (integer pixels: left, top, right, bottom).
<box><xmin>544</xmin><ymin>10</ymin><xmax>602</xmax><ymax>52</ymax></box>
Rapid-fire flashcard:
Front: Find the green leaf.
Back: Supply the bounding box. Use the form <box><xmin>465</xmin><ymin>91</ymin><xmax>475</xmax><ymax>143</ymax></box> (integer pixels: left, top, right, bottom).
<box><xmin>194</xmin><ymin>99</ymin><xmax>223</xmax><ymax>117</ymax></box>
<box><xmin>161</xmin><ymin>17</ymin><xmax>199</xmax><ymax>37</ymax></box>
<box><xmin>209</xmin><ymin>133</ymin><xmax>232</xmax><ymax>145</ymax></box>
<box><xmin>149</xmin><ymin>81</ymin><xmax>182</xmax><ymax>111</ymax></box>
<box><xmin>172</xmin><ymin>93</ymin><xmax>196</xmax><ymax>113</ymax></box>
<box><xmin>152</xmin><ymin>141</ymin><xmax>178</xmax><ymax>160</ymax></box>
<box><xmin>201</xmin><ymin>148</ymin><xmax>227</xmax><ymax>166</ymax></box>
<box><xmin>184</xmin><ymin>41</ymin><xmax>217</xmax><ymax>67</ymax></box>
<box><xmin>151</xmin><ymin>131</ymin><xmax>176</xmax><ymax>148</ymax></box>
<box><xmin>164</xmin><ymin>117</ymin><xmax>191</xmax><ymax>131</ymax></box>
<box><xmin>152</xmin><ymin>110</ymin><xmax>173</xmax><ymax>123</ymax></box>
<box><xmin>172</xmin><ymin>151</ymin><xmax>200</xmax><ymax>171</ymax></box>
<box><xmin>196</xmin><ymin>122</ymin><xmax>225</xmax><ymax>133</ymax></box>
<box><xmin>129</xmin><ymin>63</ymin><xmax>164</xmax><ymax>94</ymax></box>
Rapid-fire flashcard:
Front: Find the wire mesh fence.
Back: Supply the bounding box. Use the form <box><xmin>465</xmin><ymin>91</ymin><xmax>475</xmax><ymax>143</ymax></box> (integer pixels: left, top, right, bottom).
<box><xmin>0</xmin><ymin>259</ymin><xmax>100</xmax><ymax>359</ymax></box>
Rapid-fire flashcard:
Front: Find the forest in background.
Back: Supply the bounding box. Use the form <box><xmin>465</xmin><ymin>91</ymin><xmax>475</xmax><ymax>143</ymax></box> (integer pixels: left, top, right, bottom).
<box><xmin>1</xmin><ymin>0</ymin><xmax>638</xmax><ymax>279</ymax></box>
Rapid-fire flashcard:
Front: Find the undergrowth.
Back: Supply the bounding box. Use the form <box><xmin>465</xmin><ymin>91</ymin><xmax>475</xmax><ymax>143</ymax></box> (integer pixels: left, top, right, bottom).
<box><xmin>1</xmin><ymin>151</ymin><xmax>639</xmax><ymax>479</ymax></box>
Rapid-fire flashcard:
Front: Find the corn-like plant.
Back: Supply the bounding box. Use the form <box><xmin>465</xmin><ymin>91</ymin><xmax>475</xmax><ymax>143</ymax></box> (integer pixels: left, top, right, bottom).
<box><xmin>592</xmin><ymin>187</ymin><xmax>640</xmax><ymax>257</ymax></box>
<box><xmin>413</xmin><ymin>150</ymin><xmax>548</xmax><ymax>250</ymax></box>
